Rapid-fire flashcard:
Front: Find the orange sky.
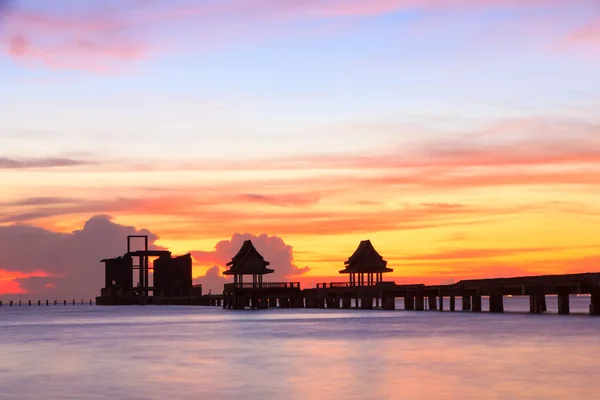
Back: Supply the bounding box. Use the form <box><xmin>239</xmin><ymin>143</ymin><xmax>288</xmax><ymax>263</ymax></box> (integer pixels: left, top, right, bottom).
<box><xmin>1</xmin><ymin>0</ymin><xmax>599</xmax><ymax>296</ymax></box>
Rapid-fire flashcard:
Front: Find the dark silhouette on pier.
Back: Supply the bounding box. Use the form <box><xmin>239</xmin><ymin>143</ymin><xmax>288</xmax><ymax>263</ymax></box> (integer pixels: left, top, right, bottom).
<box><xmin>90</xmin><ymin>235</ymin><xmax>600</xmax><ymax>315</ymax></box>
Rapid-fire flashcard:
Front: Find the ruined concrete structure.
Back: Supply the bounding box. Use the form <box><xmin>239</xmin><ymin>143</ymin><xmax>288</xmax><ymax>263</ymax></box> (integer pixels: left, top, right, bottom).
<box><xmin>96</xmin><ymin>236</ymin><xmax>205</xmax><ymax>305</ymax></box>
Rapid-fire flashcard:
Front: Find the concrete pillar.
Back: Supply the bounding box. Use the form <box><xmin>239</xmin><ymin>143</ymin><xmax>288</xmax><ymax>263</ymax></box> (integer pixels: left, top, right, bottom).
<box><xmin>450</xmin><ymin>296</ymin><xmax>456</xmax><ymax>311</ymax></box>
<box><xmin>530</xmin><ymin>293</ymin><xmax>547</xmax><ymax>313</ymax></box>
<box><xmin>383</xmin><ymin>297</ymin><xmax>396</xmax><ymax>310</ymax></box>
<box><xmin>361</xmin><ymin>297</ymin><xmax>373</xmax><ymax>309</ymax></box>
<box><xmin>462</xmin><ymin>295</ymin><xmax>471</xmax><ymax>311</ymax></box>
<box><xmin>404</xmin><ymin>296</ymin><xmax>415</xmax><ymax>310</ymax></box>
<box><xmin>590</xmin><ymin>288</ymin><xmax>600</xmax><ymax>315</ymax></box>
<box><xmin>342</xmin><ymin>298</ymin><xmax>352</xmax><ymax>309</ymax></box>
<box><xmin>375</xmin><ymin>297</ymin><xmax>380</xmax><ymax>308</ymax></box>
<box><xmin>438</xmin><ymin>291</ymin><xmax>444</xmax><ymax>311</ymax></box>
<box><xmin>415</xmin><ymin>295</ymin><xmax>425</xmax><ymax>311</ymax></box>
<box><xmin>471</xmin><ymin>294</ymin><xmax>482</xmax><ymax>312</ymax></box>
<box><xmin>354</xmin><ymin>297</ymin><xmax>359</xmax><ymax>308</ymax></box>
<box><xmin>427</xmin><ymin>295</ymin><xmax>437</xmax><ymax>310</ymax></box>
<box><xmin>557</xmin><ymin>292</ymin><xmax>570</xmax><ymax>315</ymax></box>
<box><xmin>489</xmin><ymin>293</ymin><xmax>504</xmax><ymax>313</ymax></box>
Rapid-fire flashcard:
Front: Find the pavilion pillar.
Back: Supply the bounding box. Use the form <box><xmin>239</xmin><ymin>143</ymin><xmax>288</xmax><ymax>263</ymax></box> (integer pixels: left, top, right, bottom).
<box><xmin>450</xmin><ymin>296</ymin><xmax>456</xmax><ymax>311</ymax></box>
<box><xmin>404</xmin><ymin>296</ymin><xmax>414</xmax><ymax>310</ymax></box>
<box><xmin>462</xmin><ymin>295</ymin><xmax>471</xmax><ymax>311</ymax></box>
<box><xmin>471</xmin><ymin>294</ymin><xmax>482</xmax><ymax>312</ymax></box>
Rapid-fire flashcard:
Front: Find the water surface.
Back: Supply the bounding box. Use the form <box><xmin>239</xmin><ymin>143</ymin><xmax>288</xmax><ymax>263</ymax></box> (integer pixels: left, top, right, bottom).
<box><xmin>1</xmin><ymin>298</ymin><xmax>600</xmax><ymax>399</ymax></box>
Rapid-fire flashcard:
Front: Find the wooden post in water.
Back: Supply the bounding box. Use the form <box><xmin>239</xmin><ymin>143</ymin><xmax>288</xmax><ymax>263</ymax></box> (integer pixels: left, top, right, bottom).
<box><xmin>28</xmin><ymin>300</ymin><xmax>31</xmax><ymax>306</ymax></box>
<box><xmin>438</xmin><ymin>290</ymin><xmax>444</xmax><ymax>311</ymax></box>
<box><xmin>10</xmin><ymin>301</ymin><xmax>13</xmax><ymax>306</ymax></box>
<box><xmin>471</xmin><ymin>294</ymin><xmax>482</xmax><ymax>312</ymax></box>
<box><xmin>38</xmin><ymin>300</ymin><xmax>41</xmax><ymax>306</ymax></box>
<box><xmin>404</xmin><ymin>296</ymin><xmax>415</xmax><ymax>310</ymax></box>
<box><xmin>19</xmin><ymin>301</ymin><xmax>21</xmax><ymax>306</ymax></box>
<box><xmin>449</xmin><ymin>296</ymin><xmax>456</xmax><ymax>311</ymax></box>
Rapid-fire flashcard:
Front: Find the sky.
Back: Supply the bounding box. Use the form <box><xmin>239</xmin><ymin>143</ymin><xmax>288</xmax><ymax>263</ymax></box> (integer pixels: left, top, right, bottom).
<box><xmin>0</xmin><ymin>0</ymin><xmax>599</xmax><ymax>299</ymax></box>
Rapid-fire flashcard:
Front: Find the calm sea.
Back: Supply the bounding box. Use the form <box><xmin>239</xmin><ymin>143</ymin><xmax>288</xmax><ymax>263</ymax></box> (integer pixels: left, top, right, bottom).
<box><xmin>1</xmin><ymin>296</ymin><xmax>600</xmax><ymax>399</ymax></box>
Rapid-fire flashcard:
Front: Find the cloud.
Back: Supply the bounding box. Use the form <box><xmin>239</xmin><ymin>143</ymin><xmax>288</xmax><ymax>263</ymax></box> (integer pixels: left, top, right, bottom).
<box><xmin>237</xmin><ymin>193</ymin><xmax>321</xmax><ymax>207</ymax></box>
<box><xmin>192</xmin><ymin>232</ymin><xmax>311</xmax><ymax>289</ymax></box>
<box><xmin>193</xmin><ymin>266</ymin><xmax>228</xmax><ymax>295</ymax></box>
<box><xmin>0</xmin><ymin>0</ymin><xmax>583</xmax><ymax>71</ymax></box>
<box><xmin>0</xmin><ymin>215</ymin><xmax>164</xmax><ymax>299</ymax></box>
<box><xmin>0</xmin><ymin>156</ymin><xmax>89</xmax><ymax>169</ymax></box>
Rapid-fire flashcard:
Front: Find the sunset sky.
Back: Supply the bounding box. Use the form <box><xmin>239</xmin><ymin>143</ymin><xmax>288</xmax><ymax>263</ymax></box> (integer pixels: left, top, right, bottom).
<box><xmin>1</xmin><ymin>0</ymin><xmax>599</xmax><ymax>298</ymax></box>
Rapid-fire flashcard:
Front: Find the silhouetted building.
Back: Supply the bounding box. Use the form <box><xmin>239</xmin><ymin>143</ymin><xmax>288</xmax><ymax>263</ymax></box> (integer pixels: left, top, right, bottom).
<box><xmin>222</xmin><ymin>240</ymin><xmax>301</xmax><ymax>309</ymax></box>
<box><xmin>339</xmin><ymin>240</ymin><xmax>392</xmax><ymax>286</ymax></box>
<box><xmin>100</xmin><ymin>255</ymin><xmax>133</xmax><ymax>295</ymax></box>
<box><xmin>154</xmin><ymin>253</ymin><xmax>193</xmax><ymax>296</ymax></box>
<box><xmin>223</xmin><ymin>240</ymin><xmax>274</xmax><ymax>288</ymax></box>
<box><xmin>97</xmin><ymin>235</ymin><xmax>202</xmax><ymax>305</ymax></box>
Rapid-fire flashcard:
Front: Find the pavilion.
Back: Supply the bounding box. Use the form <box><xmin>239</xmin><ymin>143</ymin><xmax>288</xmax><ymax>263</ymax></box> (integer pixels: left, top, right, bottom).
<box><xmin>339</xmin><ymin>240</ymin><xmax>393</xmax><ymax>286</ymax></box>
<box><xmin>223</xmin><ymin>240</ymin><xmax>274</xmax><ymax>288</ymax></box>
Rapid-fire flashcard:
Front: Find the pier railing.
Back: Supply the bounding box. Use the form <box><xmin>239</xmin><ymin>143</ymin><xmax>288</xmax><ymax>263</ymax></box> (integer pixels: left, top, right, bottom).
<box><xmin>224</xmin><ymin>282</ymin><xmax>301</xmax><ymax>291</ymax></box>
<box><xmin>316</xmin><ymin>281</ymin><xmax>398</xmax><ymax>289</ymax></box>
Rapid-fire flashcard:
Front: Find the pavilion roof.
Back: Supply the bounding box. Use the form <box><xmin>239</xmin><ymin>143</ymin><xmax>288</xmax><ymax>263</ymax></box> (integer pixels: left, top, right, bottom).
<box><xmin>223</xmin><ymin>240</ymin><xmax>274</xmax><ymax>275</ymax></box>
<box><xmin>339</xmin><ymin>240</ymin><xmax>392</xmax><ymax>274</ymax></box>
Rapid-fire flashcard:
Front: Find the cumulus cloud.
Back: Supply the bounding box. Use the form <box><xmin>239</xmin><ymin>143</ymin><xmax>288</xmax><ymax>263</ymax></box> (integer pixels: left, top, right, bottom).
<box><xmin>192</xmin><ymin>232</ymin><xmax>311</xmax><ymax>292</ymax></box>
<box><xmin>0</xmin><ymin>215</ymin><xmax>163</xmax><ymax>300</ymax></box>
<box><xmin>193</xmin><ymin>266</ymin><xmax>228</xmax><ymax>294</ymax></box>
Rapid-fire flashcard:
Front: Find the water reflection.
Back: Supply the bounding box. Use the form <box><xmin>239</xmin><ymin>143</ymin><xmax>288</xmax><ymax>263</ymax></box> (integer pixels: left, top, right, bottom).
<box><xmin>1</xmin><ymin>301</ymin><xmax>600</xmax><ymax>399</ymax></box>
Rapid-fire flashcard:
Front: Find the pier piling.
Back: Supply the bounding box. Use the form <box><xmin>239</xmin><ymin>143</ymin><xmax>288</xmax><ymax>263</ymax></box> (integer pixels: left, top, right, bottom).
<box><xmin>471</xmin><ymin>295</ymin><xmax>482</xmax><ymax>312</ymax></box>
<box><xmin>462</xmin><ymin>295</ymin><xmax>471</xmax><ymax>311</ymax></box>
<box><xmin>557</xmin><ymin>292</ymin><xmax>570</xmax><ymax>315</ymax></box>
<box><xmin>427</xmin><ymin>295</ymin><xmax>437</xmax><ymax>310</ymax></box>
<box><xmin>590</xmin><ymin>288</ymin><xmax>600</xmax><ymax>315</ymax></box>
<box><xmin>450</xmin><ymin>296</ymin><xmax>456</xmax><ymax>311</ymax></box>
<box><xmin>415</xmin><ymin>295</ymin><xmax>425</xmax><ymax>311</ymax></box>
<box><xmin>489</xmin><ymin>292</ymin><xmax>504</xmax><ymax>313</ymax></box>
